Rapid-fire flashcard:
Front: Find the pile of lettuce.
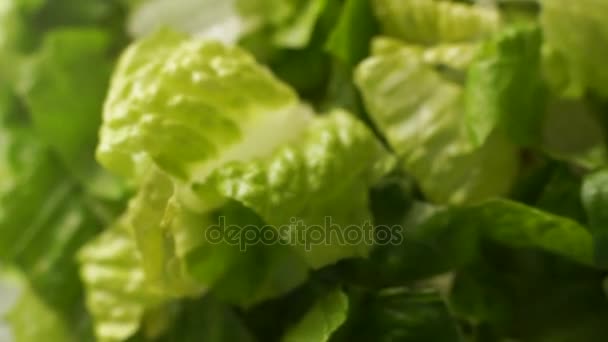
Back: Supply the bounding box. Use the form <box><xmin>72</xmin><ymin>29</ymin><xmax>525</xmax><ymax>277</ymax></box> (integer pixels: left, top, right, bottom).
<box><xmin>2</xmin><ymin>0</ymin><xmax>608</xmax><ymax>341</ymax></box>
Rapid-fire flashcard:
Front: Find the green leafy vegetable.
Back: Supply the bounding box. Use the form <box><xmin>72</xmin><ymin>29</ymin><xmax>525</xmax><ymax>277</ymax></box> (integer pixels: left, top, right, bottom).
<box><xmin>98</xmin><ymin>29</ymin><xmax>308</xmax><ymax>182</ymax></box>
<box><xmin>355</xmin><ymin>37</ymin><xmax>519</xmax><ymax>203</ymax></box>
<box><xmin>372</xmin><ymin>0</ymin><xmax>500</xmax><ymax>45</ymax></box>
<box><xmin>78</xmin><ymin>219</ymin><xmax>167</xmax><ymax>342</ymax></box>
<box><xmin>3</xmin><ymin>1</ymin><xmax>608</xmax><ymax>341</ymax></box>
<box><xmin>465</xmin><ymin>24</ymin><xmax>545</xmax><ymax>147</ymax></box>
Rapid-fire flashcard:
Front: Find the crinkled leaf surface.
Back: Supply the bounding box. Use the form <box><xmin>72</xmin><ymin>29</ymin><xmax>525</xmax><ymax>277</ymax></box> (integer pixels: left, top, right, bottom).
<box><xmin>355</xmin><ymin>37</ymin><xmax>518</xmax><ymax>204</ymax></box>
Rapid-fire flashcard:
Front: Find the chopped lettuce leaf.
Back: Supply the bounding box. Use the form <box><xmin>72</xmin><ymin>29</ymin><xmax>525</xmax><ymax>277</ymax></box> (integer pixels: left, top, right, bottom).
<box><xmin>78</xmin><ymin>219</ymin><xmax>167</xmax><ymax>342</ymax></box>
<box><xmin>355</xmin><ymin>37</ymin><xmax>518</xmax><ymax>204</ymax></box>
<box><xmin>124</xmin><ymin>168</ymin><xmax>177</xmax><ymax>292</ymax></box>
<box><xmin>162</xmin><ymin>198</ymin><xmax>238</xmax><ymax>293</ymax></box>
<box><xmin>194</xmin><ymin>109</ymin><xmax>394</xmax><ymax>268</ymax></box>
<box><xmin>99</xmin><ymin>29</ymin><xmax>310</xmax><ymax>182</ymax></box>
<box><xmin>372</xmin><ymin>0</ymin><xmax>500</xmax><ymax>45</ymax></box>
<box><xmin>465</xmin><ymin>24</ymin><xmax>545</xmax><ymax>147</ymax></box>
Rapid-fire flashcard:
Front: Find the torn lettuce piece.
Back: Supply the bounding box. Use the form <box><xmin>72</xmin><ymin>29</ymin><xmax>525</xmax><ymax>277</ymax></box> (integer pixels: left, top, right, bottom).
<box><xmin>281</xmin><ymin>289</ymin><xmax>348</xmax><ymax>342</ymax></box>
<box><xmin>124</xmin><ymin>110</ymin><xmax>391</xmax><ymax>302</ymax></box>
<box><xmin>124</xmin><ymin>168</ymin><xmax>181</xmax><ymax>292</ymax></box>
<box><xmin>368</xmin><ymin>36</ymin><xmax>479</xmax><ymax>72</ymax></box>
<box><xmin>150</xmin><ymin>197</ymin><xmax>308</xmax><ymax>308</ymax></box>
<box><xmin>115</xmin><ymin>171</ymin><xmax>310</xmax><ymax>308</ymax></box>
<box><xmin>372</xmin><ymin>0</ymin><xmax>500</xmax><ymax>45</ymax></box>
<box><xmin>193</xmin><ymin>109</ymin><xmax>395</xmax><ymax>269</ymax></box>
<box><xmin>125</xmin><ymin>168</ymin><xmax>236</xmax><ymax>297</ymax></box>
<box><xmin>355</xmin><ymin>38</ymin><xmax>518</xmax><ymax>204</ymax></box>
<box><xmin>207</xmin><ymin>201</ymin><xmax>309</xmax><ymax>307</ymax></box>
<box><xmin>162</xmin><ymin>197</ymin><xmax>233</xmax><ymax>292</ymax></box>
<box><xmin>465</xmin><ymin>24</ymin><xmax>545</xmax><ymax>147</ymax></box>
<box><xmin>78</xmin><ymin>219</ymin><xmax>167</xmax><ymax>342</ymax></box>
<box><xmin>128</xmin><ymin>0</ymin><xmax>245</xmax><ymax>43</ymax></box>
<box><xmin>99</xmin><ymin>29</ymin><xmax>312</xmax><ymax>182</ymax></box>
<box><xmin>99</xmin><ymin>31</ymin><xmax>392</xmax><ymax>308</ymax></box>
<box><xmin>541</xmin><ymin>0</ymin><xmax>608</xmax><ymax>97</ymax></box>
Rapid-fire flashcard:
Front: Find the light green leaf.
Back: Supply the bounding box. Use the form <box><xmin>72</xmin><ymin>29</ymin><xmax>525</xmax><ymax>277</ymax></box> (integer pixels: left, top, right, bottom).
<box><xmin>541</xmin><ymin>0</ymin><xmax>608</xmax><ymax>97</ymax></box>
<box><xmin>368</xmin><ymin>37</ymin><xmax>479</xmax><ymax>70</ymax></box>
<box><xmin>355</xmin><ymin>38</ymin><xmax>518</xmax><ymax>204</ymax></box>
<box><xmin>78</xmin><ymin>219</ymin><xmax>167</xmax><ymax>342</ymax></box>
<box><xmin>170</xmin><ymin>200</ymin><xmax>309</xmax><ymax>307</ymax></box>
<box><xmin>124</xmin><ymin>168</ymin><xmax>184</xmax><ymax>293</ymax></box>
<box><xmin>195</xmin><ymin>109</ymin><xmax>394</xmax><ymax>268</ymax></box>
<box><xmin>282</xmin><ymin>289</ymin><xmax>348</xmax><ymax>342</ymax></box>
<box><xmin>372</xmin><ymin>0</ymin><xmax>500</xmax><ymax>45</ymax></box>
<box><xmin>465</xmin><ymin>24</ymin><xmax>544</xmax><ymax>147</ymax></box>
<box><xmin>131</xmin><ymin>111</ymin><xmax>390</xmax><ymax>306</ymax></box>
<box><xmin>163</xmin><ymin>198</ymin><xmax>238</xmax><ymax>293</ymax></box>
<box><xmin>99</xmin><ymin>29</ymin><xmax>310</xmax><ymax>182</ymax></box>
